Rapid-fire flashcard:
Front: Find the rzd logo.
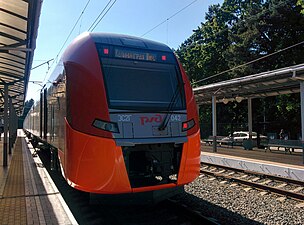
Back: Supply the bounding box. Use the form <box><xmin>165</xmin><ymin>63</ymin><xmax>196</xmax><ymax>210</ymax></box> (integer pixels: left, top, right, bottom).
<box><xmin>140</xmin><ymin>114</ymin><xmax>163</xmax><ymax>125</ymax></box>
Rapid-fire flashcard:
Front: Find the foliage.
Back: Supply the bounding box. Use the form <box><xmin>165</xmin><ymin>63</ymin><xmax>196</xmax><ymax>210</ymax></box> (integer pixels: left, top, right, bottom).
<box><xmin>177</xmin><ymin>0</ymin><xmax>304</xmax><ymax>138</ymax></box>
<box><xmin>297</xmin><ymin>0</ymin><xmax>304</xmax><ymax>13</ymax></box>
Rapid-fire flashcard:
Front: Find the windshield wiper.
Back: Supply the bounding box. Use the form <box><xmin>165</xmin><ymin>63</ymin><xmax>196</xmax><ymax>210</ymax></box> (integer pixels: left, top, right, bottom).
<box><xmin>158</xmin><ymin>81</ymin><xmax>184</xmax><ymax>131</ymax></box>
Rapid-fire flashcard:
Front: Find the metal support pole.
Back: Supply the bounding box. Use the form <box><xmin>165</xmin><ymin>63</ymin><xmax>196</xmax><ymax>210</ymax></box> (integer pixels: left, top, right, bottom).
<box><xmin>13</xmin><ymin>104</ymin><xmax>17</xmax><ymax>144</ymax></box>
<box><xmin>248</xmin><ymin>97</ymin><xmax>253</xmax><ymax>150</ymax></box>
<box><xmin>212</xmin><ymin>96</ymin><xmax>217</xmax><ymax>152</ymax></box>
<box><xmin>43</xmin><ymin>88</ymin><xmax>47</xmax><ymax>140</ymax></box>
<box><xmin>300</xmin><ymin>81</ymin><xmax>304</xmax><ymax>164</ymax></box>
<box><xmin>40</xmin><ymin>91</ymin><xmax>43</xmax><ymax>138</ymax></box>
<box><xmin>9</xmin><ymin>97</ymin><xmax>13</xmax><ymax>154</ymax></box>
<box><xmin>3</xmin><ymin>84</ymin><xmax>8</xmax><ymax>166</ymax></box>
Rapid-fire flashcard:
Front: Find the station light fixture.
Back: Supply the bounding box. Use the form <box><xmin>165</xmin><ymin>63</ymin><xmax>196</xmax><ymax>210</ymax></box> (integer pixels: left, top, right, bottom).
<box><xmin>222</xmin><ymin>98</ymin><xmax>229</xmax><ymax>104</ymax></box>
<box><xmin>235</xmin><ymin>96</ymin><xmax>243</xmax><ymax>103</ymax></box>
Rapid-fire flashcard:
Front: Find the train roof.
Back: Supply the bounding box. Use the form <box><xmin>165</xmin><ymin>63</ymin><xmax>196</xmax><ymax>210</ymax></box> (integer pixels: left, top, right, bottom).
<box><xmin>90</xmin><ymin>33</ymin><xmax>172</xmax><ymax>52</ymax></box>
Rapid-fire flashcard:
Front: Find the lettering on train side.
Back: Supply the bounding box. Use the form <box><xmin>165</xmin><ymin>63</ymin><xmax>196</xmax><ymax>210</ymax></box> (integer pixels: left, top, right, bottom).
<box><xmin>140</xmin><ymin>114</ymin><xmax>163</xmax><ymax>125</ymax></box>
<box><xmin>170</xmin><ymin>115</ymin><xmax>181</xmax><ymax>121</ymax></box>
<box><xmin>118</xmin><ymin>115</ymin><xmax>132</xmax><ymax>122</ymax></box>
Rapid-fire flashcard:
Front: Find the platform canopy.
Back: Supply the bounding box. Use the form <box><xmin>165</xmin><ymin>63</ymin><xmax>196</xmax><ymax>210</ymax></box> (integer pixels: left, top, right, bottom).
<box><xmin>0</xmin><ymin>0</ymin><xmax>42</xmax><ymax>115</ymax></box>
<box><xmin>194</xmin><ymin>63</ymin><xmax>304</xmax><ymax>104</ymax></box>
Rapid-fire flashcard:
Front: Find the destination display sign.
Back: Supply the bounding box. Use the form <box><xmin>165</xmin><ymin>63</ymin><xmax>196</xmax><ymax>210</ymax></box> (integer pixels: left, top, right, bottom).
<box><xmin>115</xmin><ymin>49</ymin><xmax>157</xmax><ymax>62</ymax></box>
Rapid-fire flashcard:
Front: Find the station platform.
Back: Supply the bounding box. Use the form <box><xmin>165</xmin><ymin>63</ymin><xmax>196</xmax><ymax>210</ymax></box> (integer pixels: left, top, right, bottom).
<box><xmin>201</xmin><ymin>143</ymin><xmax>304</xmax><ymax>181</ymax></box>
<box><xmin>0</xmin><ymin>130</ymin><xmax>77</xmax><ymax>224</ymax></box>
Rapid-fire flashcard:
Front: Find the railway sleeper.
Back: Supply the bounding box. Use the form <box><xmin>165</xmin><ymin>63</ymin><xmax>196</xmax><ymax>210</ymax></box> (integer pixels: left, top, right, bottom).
<box><xmin>201</xmin><ymin>169</ymin><xmax>304</xmax><ymax>201</ymax></box>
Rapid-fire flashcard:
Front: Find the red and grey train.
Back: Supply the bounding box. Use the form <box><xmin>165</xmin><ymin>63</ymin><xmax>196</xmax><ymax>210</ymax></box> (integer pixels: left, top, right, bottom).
<box><xmin>24</xmin><ymin>33</ymin><xmax>200</xmax><ymax>197</ymax></box>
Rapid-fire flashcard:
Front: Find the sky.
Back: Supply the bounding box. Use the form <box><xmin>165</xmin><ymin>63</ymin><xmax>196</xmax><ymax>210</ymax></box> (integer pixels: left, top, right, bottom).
<box><xmin>27</xmin><ymin>0</ymin><xmax>224</xmax><ymax>101</ymax></box>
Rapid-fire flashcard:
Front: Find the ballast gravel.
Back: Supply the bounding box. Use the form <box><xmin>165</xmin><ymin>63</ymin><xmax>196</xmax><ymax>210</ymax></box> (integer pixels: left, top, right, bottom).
<box><xmin>173</xmin><ymin>175</ymin><xmax>304</xmax><ymax>225</ymax></box>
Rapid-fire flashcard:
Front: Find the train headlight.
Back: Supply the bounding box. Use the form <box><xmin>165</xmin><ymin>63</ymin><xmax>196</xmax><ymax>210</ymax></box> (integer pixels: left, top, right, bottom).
<box><xmin>182</xmin><ymin>119</ymin><xmax>195</xmax><ymax>132</ymax></box>
<box><xmin>92</xmin><ymin>119</ymin><xmax>119</xmax><ymax>133</ymax></box>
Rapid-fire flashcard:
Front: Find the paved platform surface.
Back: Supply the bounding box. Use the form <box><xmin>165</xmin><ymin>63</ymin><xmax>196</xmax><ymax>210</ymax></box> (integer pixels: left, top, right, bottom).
<box><xmin>201</xmin><ymin>144</ymin><xmax>304</xmax><ymax>181</ymax></box>
<box><xmin>0</xmin><ymin>131</ymin><xmax>77</xmax><ymax>224</ymax></box>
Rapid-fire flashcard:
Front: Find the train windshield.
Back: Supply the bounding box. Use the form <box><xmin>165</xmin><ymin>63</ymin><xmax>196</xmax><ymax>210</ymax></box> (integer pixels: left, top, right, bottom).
<box><xmin>101</xmin><ymin>58</ymin><xmax>185</xmax><ymax>111</ymax></box>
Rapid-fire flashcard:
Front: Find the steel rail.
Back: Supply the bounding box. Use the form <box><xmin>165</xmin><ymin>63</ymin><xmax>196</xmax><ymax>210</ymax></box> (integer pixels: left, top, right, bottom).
<box><xmin>165</xmin><ymin>199</ymin><xmax>220</xmax><ymax>225</ymax></box>
<box><xmin>200</xmin><ymin>169</ymin><xmax>304</xmax><ymax>201</ymax></box>
<box><xmin>201</xmin><ymin>162</ymin><xmax>304</xmax><ymax>186</ymax></box>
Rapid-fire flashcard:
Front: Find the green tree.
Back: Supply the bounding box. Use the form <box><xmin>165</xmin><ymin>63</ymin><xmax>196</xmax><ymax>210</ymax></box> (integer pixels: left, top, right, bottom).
<box><xmin>176</xmin><ymin>3</ymin><xmax>231</xmax><ymax>84</ymax></box>
<box><xmin>297</xmin><ymin>0</ymin><xmax>304</xmax><ymax>13</ymax></box>
<box><xmin>177</xmin><ymin>0</ymin><xmax>304</xmax><ymax>138</ymax></box>
<box><xmin>226</xmin><ymin>0</ymin><xmax>304</xmax><ymax>75</ymax></box>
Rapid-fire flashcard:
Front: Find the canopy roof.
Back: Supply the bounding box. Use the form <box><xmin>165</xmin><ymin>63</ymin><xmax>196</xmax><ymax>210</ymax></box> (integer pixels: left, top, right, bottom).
<box><xmin>0</xmin><ymin>0</ymin><xmax>42</xmax><ymax>114</ymax></box>
<box><xmin>194</xmin><ymin>63</ymin><xmax>304</xmax><ymax>104</ymax></box>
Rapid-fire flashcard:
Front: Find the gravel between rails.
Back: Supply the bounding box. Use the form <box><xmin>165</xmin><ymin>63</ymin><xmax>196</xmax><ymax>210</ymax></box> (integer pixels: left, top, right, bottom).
<box><xmin>172</xmin><ymin>175</ymin><xmax>304</xmax><ymax>225</ymax></box>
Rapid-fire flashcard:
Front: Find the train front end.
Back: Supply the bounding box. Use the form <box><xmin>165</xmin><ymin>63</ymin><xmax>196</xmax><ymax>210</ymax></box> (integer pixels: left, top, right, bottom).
<box><xmin>63</xmin><ymin>33</ymin><xmax>200</xmax><ymax>195</ymax></box>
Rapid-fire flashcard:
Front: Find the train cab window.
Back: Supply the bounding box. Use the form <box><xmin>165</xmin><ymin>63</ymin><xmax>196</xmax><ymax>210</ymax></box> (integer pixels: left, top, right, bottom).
<box><xmin>101</xmin><ymin>58</ymin><xmax>185</xmax><ymax>111</ymax></box>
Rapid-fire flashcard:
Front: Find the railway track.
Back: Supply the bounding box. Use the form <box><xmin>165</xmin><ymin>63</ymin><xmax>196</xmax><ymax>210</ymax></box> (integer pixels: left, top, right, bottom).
<box><xmin>201</xmin><ymin>162</ymin><xmax>304</xmax><ymax>202</ymax></box>
<box><xmin>95</xmin><ymin>199</ymin><xmax>219</xmax><ymax>225</ymax></box>
<box><xmin>33</xmin><ymin>144</ymin><xmax>219</xmax><ymax>225</ymax></box>
<box><xmin>163</xmin><ymin>199</ymin><xmax>220</xmax><ymax>225</ymax></box>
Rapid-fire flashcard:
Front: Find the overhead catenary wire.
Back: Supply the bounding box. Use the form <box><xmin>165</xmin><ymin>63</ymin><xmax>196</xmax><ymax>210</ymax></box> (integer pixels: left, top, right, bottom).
<box><xmin>87</xmin><ymin>0</ymin><xmax>112</xmax><ymax>31</ymax></box>
<box><xmin>192</xmin><ymin>40</ymin><xmax>304</xmax><ymax>86</ymax></box>
<box><xmin>31</xmin><ymin>58</ymin><xmax>53</xmax><ymax>71</ymax></box>
<box><xmin>42</xmin><ymin>0</ymin><xmax>92</xmax><ymax>83</ymax></box>
<box><xmin>178</xmin><ymin>0</ymin><xmax>297</xmax><ymax>86</ymax></box>
<box><xmin>56</xmin><ymin>0</ymin><xmax>92</xmax><ymax>60</ymax></box>
<box><xmin>88</xmin><ymin>0</ymin><xmax>117</xmax><ymax>32</ymax></box>
<box><xmin>140</xmin><ymin>0</ymin><xmax>199</xmax><ymax>38</ymax></box>
<box><xmin>42</xmin><ymin>0</ymin><xmax>117</xmax><ymax>84</ymax></box>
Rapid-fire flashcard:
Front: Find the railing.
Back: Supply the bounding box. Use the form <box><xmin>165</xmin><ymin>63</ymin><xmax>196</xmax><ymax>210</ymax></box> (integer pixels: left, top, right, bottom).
<box><xmin>203</xmin><ymin>136</ymin><xmax>234</xmax><ymax>148</ymax></box>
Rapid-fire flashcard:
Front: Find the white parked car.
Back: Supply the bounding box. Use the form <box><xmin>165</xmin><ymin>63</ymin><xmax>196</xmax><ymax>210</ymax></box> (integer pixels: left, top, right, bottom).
<box><xmin>222</xmin><ymin>131</ymin><xmax>267</xmax><ymax>146</ymax></box>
